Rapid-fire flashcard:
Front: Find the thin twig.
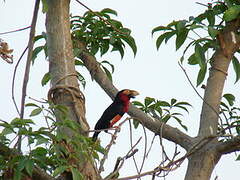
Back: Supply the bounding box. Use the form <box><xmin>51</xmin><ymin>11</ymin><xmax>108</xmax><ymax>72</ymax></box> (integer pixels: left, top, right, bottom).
<box><xmin>139</xmin><ymin>125</ymin><xmax>147</xmax><ymax>173</ymax></box>
<box><xmin>17</xmin><ymin>0</ymin><xmax>40</xmax><ymax>152</ymax></box>
<box><xmin>146</xmin><ymin>134</ymin><xmax>156</xmax><ymax>157</ymax></box>
<box><xmin>74</xmin><ymin>0</ymin><xmax>129</xmax><ymax>35</ymax></box>
<box><xmin>0</xmin><ymin>26</ymin><xmax>31</xmax><ymax>35</ymax></box>
<box><xmin>106</xmin><ymin>137</ymin><xmax>142</xmax><ymax>180</ymax></box>
<box><xmin>178</xmin><ymin>62</ymin><xmax>223</xmax><ymax>123</ymax></box>
<box><xmin>12</xmin><ymin>46</ymin><xmax>28</xmax><ymax>115</ymax></box>
<box><xmin>98</xmin><ymin>118</ymin><xmax>130</xmax><ymax>173</ymax></box>
<box><xmin>128</xmin><ymin>119</ymin><xmax>140</xmax><ymax>175</ymax></box>
<box><xmin>118</xmin><ymin>135</ymin><xmax>216</xmax><ymax>180</ymax></box>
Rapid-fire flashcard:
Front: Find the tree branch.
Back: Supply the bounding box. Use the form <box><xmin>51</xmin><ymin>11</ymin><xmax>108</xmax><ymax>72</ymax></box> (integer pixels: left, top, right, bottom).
<box><xmin>76</xmin><ymin>40</ymin><xmax>193</xmax><ymax>150</ymax></box>
<box><xmin>17</xmin><ymin>0</ymin><xmax>40</xmax><ymax>152</ymax></box>
<box><xmin>216</xmin><ymin>135</ymin><xmax>240</xmax><ymax>155</ymax></box>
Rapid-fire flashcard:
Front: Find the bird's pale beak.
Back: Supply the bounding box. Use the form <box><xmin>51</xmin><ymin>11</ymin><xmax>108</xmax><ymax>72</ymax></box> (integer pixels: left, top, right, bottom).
<box><xmin>128</xmin><ymin>90</ymin><xmax>139</xmax><ymax>98</ymax></box>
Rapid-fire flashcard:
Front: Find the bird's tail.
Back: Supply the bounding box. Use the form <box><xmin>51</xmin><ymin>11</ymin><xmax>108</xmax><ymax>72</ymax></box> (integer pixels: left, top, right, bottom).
<box><xmin>92</xmin><ymin>131</ymin><xmax>100</xmax><ymax>142</ymax></box>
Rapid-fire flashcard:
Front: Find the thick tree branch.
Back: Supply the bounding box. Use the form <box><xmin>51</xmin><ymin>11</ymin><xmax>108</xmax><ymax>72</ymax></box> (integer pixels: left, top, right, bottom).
<box><xmin>76</xmin><ymin>41</ymin><xmax>193</xmax><ymax>150</ymax></box>
<box><xmin>216</xmin><ymin>135</ymin><xmax>240</xmax><ymax>155</ymax></box>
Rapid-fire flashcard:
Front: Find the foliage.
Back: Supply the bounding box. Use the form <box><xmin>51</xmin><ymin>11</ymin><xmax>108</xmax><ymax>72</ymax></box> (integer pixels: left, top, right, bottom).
<box><xmin>132</xmin><ymin>97</ymin><xmax>191</xmax><ymax>131</ymax></box>
<box><xmin>71</xmin><ymin>8</ymin><xmax>137</xmax><ymax>58</ymax></box>
<box><xmin>152</xmin><ymin>0</ymin><xmax>240</xmax><ymax>86</ymax></box>
<box><xmin>32</xmin><ymin>8</ymin><xmax>137</xmax><ymax>86</ymax></box>
<box><xmin>220</xmin><ymin>93</ymin><xmax>240</xmax><ymax>136</ymax></box>
<box><xmin>0</xmin><ymin>102</ymin><xmax>103</xmax><ymax>180</ymax></box>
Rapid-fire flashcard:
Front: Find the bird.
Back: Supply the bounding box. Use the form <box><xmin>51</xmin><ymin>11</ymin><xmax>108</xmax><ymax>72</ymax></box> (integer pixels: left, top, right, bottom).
<box><xmin>92</xmin><ymin>89</ymin><xmax>139</xmax><ymax>141</ymax></box>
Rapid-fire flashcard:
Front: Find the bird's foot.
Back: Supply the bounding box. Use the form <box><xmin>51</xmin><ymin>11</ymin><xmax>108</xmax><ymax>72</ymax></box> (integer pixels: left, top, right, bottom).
<box><xmin>113</xmin><ymin>126</ymin><xmax>121</xmax><ymax>132</ymax></box>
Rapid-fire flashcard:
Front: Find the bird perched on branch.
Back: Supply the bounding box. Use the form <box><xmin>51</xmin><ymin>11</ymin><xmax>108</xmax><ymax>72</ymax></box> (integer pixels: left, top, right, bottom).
<box><xmin>92</xmin><ymin>89</ymin><xmax>139</xmax><ymax>141</ymax></box>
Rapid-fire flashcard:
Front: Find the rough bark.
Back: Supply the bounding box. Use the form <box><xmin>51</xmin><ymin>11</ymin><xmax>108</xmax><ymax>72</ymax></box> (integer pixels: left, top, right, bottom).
<box><xmin>45</xmin><ymin>0</ymin><xmax>99</xmax><ymax>179</ymax></box>
<box><xmin>185</xmin><ymin>143</ymin><xmax>221</xmax><ymax>180</ymax></box>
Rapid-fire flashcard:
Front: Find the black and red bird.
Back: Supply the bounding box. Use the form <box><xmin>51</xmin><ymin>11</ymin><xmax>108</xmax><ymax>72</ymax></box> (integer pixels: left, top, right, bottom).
<box><xmin>92</xmin><ymin>89</ymin><xmax>139</xmax><ymax>141</ymax></box>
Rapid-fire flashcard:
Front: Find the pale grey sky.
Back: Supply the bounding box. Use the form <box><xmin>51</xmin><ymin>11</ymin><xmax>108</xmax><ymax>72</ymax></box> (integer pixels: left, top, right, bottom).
<box><xmin>1</xmin><ymin>0</ymin><xmax>239</xmax><ymax>179</ymax></box>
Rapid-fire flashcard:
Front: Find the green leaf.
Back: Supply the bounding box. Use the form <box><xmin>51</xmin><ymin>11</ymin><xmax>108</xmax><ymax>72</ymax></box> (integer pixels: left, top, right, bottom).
<box><xmin>161</xmin><ymin>114</ymin><xmax>171</xmax><ymax>122</ymax></box>
<box><xmin>101</xmin><ymin>60</ymin><xmax>114</xmax><ymax>73</ymax></box>
<box><xmin>196</xmin><ymin>65</ymin><xmax>207</xmax><ymax>86</ymax></box>
<box><xmin>32</xmin><ymin>46</ymin><xmax>44</xmax><ymax>64</ymax></box>
<box><xmin>41</xmin><ymin>0</ymin><xmax>48</xmax><ymax>13</ymax></box>
<box><xmin>120</xmin><ymin>36</ymin><xmax>137</xmax><ymax>56</ymax></box>
<box><xmin>206</xmin><ymin>10</ymin><xmax>215</xmax><ymax>26</ymax></box>
<box><xmin>53</xmin><ymin>166</ymin><xmax>68</xmax><ymax>177</ymax></box>
<box><xmin>208</xmin><ymin>26</ymin><xmax>219</xmax><ymax>39</ymax></box>
<box><xmin>132</xmin><ymin>101</ymin><xmax>144</xmax><ymax>107</ymax></box>
<box><xmin>101</xmin><ymin>8</ymin><xmax>118</xmax><ymax>16</ymax></box>
<box><xmin>25</xmin><ymin>103</ymin><xmax>40</xmax><ymax>108</ymax></box>
<box><xmin>25</xmin><ymin>159</ymin><xmax>34</xmax><ymax>176</ymax></box>
<box><xmin>156</xmin><ymin>33</ymin><xmax>167</xmax><ymax>50</ymax></box>
<box><xmin>223</xmin><ymin>93</ymin><xmax>235</xmax><ymax>106</ymax></box>
<box><xmin>13</xmin><ymin>167</ymin><xmax>22</xmax><ymax>180</ymax></box>
<box><xmin>223</xmin><ymin>5</ymin><xmax>240</xmax><ymax>21</ymax></box>
<box><xmin>188</xmin><ymin>53</ymin><xmax>198</xmax><ymax>65</ymax></box>
<box><xmin>232</xmin><ymin>56</ymin><xmax>240</xmax><ymax>83</ymax></box>
<box><xmin>152</xmin><ymin>26</ymin><xmax>173</xmax><ymax>35</ymax></box>
<box><xmin>176</xmin><ymin>28</ymin><xmax>189</xmax><ymax>50</ymax></box>
<box><xmin>175</xmin><ymin>20</ymin><xmax>187</xmax><ymax>32</ymax></box>
<box><xmin>75</xmin><ymin>59</ymin><xmax>84</xmax><ymax>66</ymax></box>
<box><xmin>102</xmin><ymin>66</ymin><xmax>112</xmax><ymax>81</ymax></box>
<box><xmin>156</xmin><ymin>31</ymin><xmax>176</xmax><ymax>50</ymax></box>
<box><xmin>30</xmin><ymin>108</ymin><xmax>42</xmax><ymax>117</ymax></box>
<box><xmin>34</xmin><ymin>35</ymin><xmax>44</xmax><ymax>42</ymax></box>
<box><xmin>173</xmin><ymin>116</ymin><xmax>188</xmax><ymax>131</ymax></box>
<box><xmin>71</xmin><ymin>167</ymin><xmax>84</xmax><ymax>180</ymax></box>
<box><xmin>236</xmin><ymin>154</ymin><xmax>240</xmax><ymax>161</ymax></box>
<box><xmin>1</xmin><ymin>127</ymin><xmax>15</xmax><ymax>135</ymax></box>
<box><xmin>133</xmin><ymin>119</ymin><xmax>140</xmax><ymax>128</ymax></box>
<box><xmin>36</xmin><ymin>136</ymin><xmax>49</xmax><ymax>145</ymax></box>
<box><xmin>170</xmin><ymin>98</ymin><xmax>177</xmax><ymax>106</ymax></box>
<box><xmin>73</xmin><ymin>48</ymin><xmax>83</xmax><ymax>57</ymax></box>
<box><xmin>195</xmin><ymin>43</ymin><xmax>206</xmax><ymax>69</ymax></box>
<box><xmin>144</xmin><ymin>97</ymin><xmax>155</xmax><ymax>107</ymax></box>
<box><xmin>157</xmin><ymin>101</ymin><xmax>170</xmax><ymax>107</ymax></box>
<box><xmin>100</xmin><ymin>40</ymin><xmax>110</xmax><ymax>56</ymax></box>
<box><xmin>76</xmin><ymin>71</ymin><xmax>86</xmax><ymax>88</ymax></box>
<box><xmin>41</xmin><ymin>72</ymin><xmax>51</xmax><ymax>86</ymax></box>
<box><xmin>165</xmin><ymin>31</ymin><xmax>176</xmax><ymax>43</ymax></box>
<box><xmin>18</xmin><ymin>157</ymin><xmax>27</xmax><ymax>171</ymax></box>
<box><xmin>112</xmin><ymin>42</ymin><xmax>124</xmax><ymax>58</ymax></box>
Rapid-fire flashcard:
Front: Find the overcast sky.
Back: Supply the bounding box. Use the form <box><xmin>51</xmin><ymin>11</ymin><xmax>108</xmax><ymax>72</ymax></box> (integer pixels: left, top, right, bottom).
<box><xmin>1</xmin><ymin>0</ymin><xmax>240</xmax><ymax>179</ymax></box>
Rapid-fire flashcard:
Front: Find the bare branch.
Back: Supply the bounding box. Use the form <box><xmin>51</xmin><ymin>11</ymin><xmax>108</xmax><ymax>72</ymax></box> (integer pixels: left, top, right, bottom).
<box><xmin>0</xmin><ymin>26</ymin><xmax>31</xmax><ymax>35</ymax></box>
<box><xmin>17</xmin><ymin>0</ymin><xmax>40</xmax><ymax>152</ymax></box>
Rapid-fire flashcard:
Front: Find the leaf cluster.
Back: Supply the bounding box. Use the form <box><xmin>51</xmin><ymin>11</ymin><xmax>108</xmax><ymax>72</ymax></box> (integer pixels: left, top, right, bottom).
<box><xmin>220</xmin><ymin>93</ymin><xmax>240</xmax><ymax>136</ymax></box>
<box><xmin>0</xmin><ymin>102</ymin><xmax>104</xmax><ymax>180</ymax></box>
<box><xmin>132</xmin><ymin>97</ymin><xmax>191</xmax><ymax>131</ymax></box>
<box><xmin>152</xmin><ymin>0</ymin><xmax>240</xmax><ymax>86</ymax></box>
<box><xmin>71</xmin><ymin>8</ymin><xmax>137</xmax><ymax>58</ymax></box>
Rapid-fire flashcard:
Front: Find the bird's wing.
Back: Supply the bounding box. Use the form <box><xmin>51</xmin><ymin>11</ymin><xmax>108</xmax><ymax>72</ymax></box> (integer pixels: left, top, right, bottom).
<box><xmin>94</xmin><ymin>103</ymin><xmax>124</xmax><ymax>130</ymax></box>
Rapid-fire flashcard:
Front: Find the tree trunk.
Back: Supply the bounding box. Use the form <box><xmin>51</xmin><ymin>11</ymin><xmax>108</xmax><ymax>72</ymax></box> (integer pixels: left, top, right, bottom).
<box><xmin>45</xmin><ymin>0</ymin><xmax>99</xmax><ymax>179</ymax></box>
<box><xmin>185</xmin><ymin>20</ymin><xmax>240</xmax><ymax>180</ymax></box>
<box><xmin>185</xmin><ymin>146</ymin><xmax>221</xmax><ymax>180</ymax></box>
